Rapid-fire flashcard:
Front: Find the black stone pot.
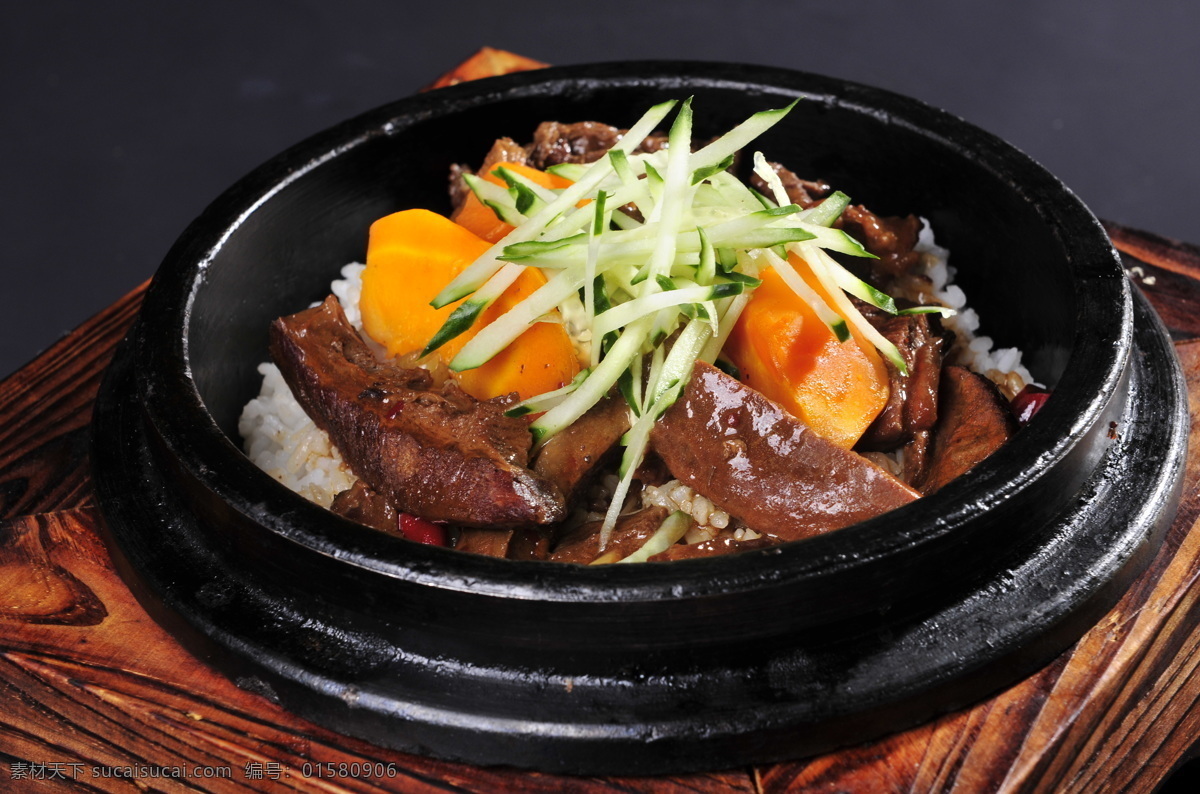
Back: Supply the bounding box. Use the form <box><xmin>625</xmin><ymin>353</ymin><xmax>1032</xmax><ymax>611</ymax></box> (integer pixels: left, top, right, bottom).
<box><xmin>91</xmin><ymin>62</ymin><xmax>1188</xmax><ymax>774</ymax></box>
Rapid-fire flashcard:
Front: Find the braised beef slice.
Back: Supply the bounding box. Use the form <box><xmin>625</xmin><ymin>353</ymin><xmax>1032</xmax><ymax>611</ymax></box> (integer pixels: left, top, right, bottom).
<box><xmin>918</xmin><ymin>365</ymin><xmax>1018</xmax><ymax>494</ymax></box>
<box><xmin>651</xmin><ymin>362</ymin><xmax>919</xmax><ymax>543</ymax></box>
<box><xmin>649</xmin><ymin>533</ymin><xmax>779</xmax><ymax>562</ymax></box>
<box><xmin>269</xmin><ymin>297</ymin><xmax>566</xmax><ymax>527</ymax></box>
<box><xmin>858</xmin><ymin>313</ymin><xmax>947</xmax><ymax>451</ymax></box>
<box><xmin>456</xmin><ymin>528</ymin><xmax>515</xmax><ymax>558</ymax></box>
<box><xmin>549</xmin><ymin>506</ymin><xmax>669</xmax><ymax>565</ymax></box>
<box><xmin>454</xmin><ymin>526</ymin><xmax>553</xmax><ymax>561</ymax></box>
<box><xmin>525</xmin><ymin>121</ymin><xmax>667</xmax><ymax>169</ymax></box>
<box><xmin>901</xmin><ymin>429</ymin><xmax>934</xmax><ymax>487</ymax></box>
<box><xmin>840</xmin><ymin>204</ymin><xmax>922</xmax><ymax>279</ymax></box>
<box><xmin>532</xmin><ymin>394</ymin><xmax>631</xmax><ymax>502</ymax></box>
<box><xmin>506</xmin><ymin>527</ymin><xmax>554</xmax><ymax>561</ymax></box>
<box><xmin>330</xmin><ymin>481</ymin><xmax>399</xmax><ymax>534</ymax></box>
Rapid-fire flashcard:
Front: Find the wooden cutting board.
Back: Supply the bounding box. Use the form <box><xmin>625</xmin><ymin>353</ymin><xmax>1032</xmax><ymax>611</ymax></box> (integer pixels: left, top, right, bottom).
<box><xmin>2</xmin><ymin>49</ymin><xmax>1199</xmax><ymax>793</ymax></box>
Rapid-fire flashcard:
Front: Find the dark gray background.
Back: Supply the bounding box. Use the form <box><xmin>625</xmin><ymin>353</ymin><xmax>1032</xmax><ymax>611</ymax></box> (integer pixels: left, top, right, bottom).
<box><xmin>3</xmin><ymin>1</ymin><xmax>1196</xmax><ymax>379</ymax></box>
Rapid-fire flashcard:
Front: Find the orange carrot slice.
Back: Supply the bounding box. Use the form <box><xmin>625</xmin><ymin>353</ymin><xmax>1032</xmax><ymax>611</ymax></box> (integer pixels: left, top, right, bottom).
<box><xmin>724</xmin><ymin>253</ymin><xmax>889</xmax><ymax>448</ymax></box>
<box><xmin>360</xmin><ymin>208</ymin><xmax>580</xmax><ymax>402</ymax></box>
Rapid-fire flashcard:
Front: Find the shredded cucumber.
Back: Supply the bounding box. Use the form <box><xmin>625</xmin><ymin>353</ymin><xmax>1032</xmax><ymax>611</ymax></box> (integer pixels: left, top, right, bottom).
<box><xmin>615</xmin><ymin>511</ymin><xmax>693</xmax><ymax>563</ymax></box>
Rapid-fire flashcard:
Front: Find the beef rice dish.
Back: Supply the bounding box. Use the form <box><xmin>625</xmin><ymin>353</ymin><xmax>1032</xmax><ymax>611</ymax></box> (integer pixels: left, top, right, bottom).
<box><xmin>240</xmin><ymin>99</ymin><xmax>1044</xmax><ymax>564</ymax></box>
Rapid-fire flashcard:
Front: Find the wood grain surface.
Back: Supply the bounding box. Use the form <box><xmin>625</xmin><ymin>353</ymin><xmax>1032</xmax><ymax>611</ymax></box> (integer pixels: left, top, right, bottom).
<box><xmin>1</xmin><ymin>53</ymin><xmax>1199</xmax><ymax>792</ymax></box>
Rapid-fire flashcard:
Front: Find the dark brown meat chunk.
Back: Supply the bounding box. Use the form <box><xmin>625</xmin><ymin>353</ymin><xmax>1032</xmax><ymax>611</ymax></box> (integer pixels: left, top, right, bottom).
<box><xmin>900</xmin><ymin>429</ymin><xmax>933</xmax><ymax>487</ymax></box>
<box><xmin>651</xmin><ymin>363</ymin><xmax>919</xmax><ymax>542</ymax></box>
<box><xmin>532</xmin><ymin>394</ymin><xmax>631</xmax><ymax>503</ymax></box>
<box><xmin>330</xmin><ymin>481</ymin><xmax>399</xmax><ymax>534</ymax></box>
<box><xmin>749</xmin><ymin>161</ymin><xmax>831</xmax><ymax>208</ymax></box>
<box><xmin>548</xmin><ymin>506</ymin><xmax>669</xmax><ymax>565</ymax></box>
<box><xmin>918</xmin><ymin>366</ymin><xmax>1018</xmax><ymax>494</ymax></box>
<box><xmin>525</xmin><ymin>121</ymin><xmax>667</xmax><ymax>169</ymax></box>
<box><xmin>455</xmin><ymin>528</ymin><xmax>515</xmax><ymax>558</ymax></box>
<box><xmin>269</xmin><ymin>297</ymin><xmax>566</xmax><ymax>527</ymax></box>
<box><xmin>505</xmin><ymin>527</ymin><xmax>554</xmax><ymax>561</ymax></box>
<box><xmin>454</xmin><ymin>526</ymin><xmax>553</xmax><ymax>561</ymax></box>
<box><xmin>526</xmin><ymin>120</ymin><xmax>622</xmax><ymax>168</ymax></box>
<box><xmin>859</xmin><ymin>313</ymin><xmax>947</xmax><ymax>450</ymax></box>
<box><xmin>840</xmin><ymin>204</ymin><xmax>922</xmax><ymax>279</ymax></box>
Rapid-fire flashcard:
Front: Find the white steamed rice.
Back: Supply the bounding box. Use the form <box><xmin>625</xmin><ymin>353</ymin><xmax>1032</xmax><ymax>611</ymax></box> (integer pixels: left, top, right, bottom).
<box><xmin>237</xmin><ymin>263</ymin><xmax>364</xmax><ymax>507</ymax></box>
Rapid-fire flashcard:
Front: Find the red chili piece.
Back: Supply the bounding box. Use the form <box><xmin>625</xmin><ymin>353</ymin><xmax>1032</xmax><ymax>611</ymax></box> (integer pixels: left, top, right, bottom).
<box><xmin>1011</xmin><ymin>386</ymin><xmax>1051</xmax><ymax>425</ymax></box>
<box><xmin>398</xmin><ymin>513</ymin><xmax>449</xmax><ymax>546</ymax></box>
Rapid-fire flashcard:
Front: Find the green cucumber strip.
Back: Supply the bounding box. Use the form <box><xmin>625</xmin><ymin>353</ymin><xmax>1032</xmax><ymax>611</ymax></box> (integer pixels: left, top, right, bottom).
<box><xmin>610</xmin><ymin>209</ymin><xmax>643</xmax><ymax>230</ymax></box>
<box><xmin>794</xmin><ymin>242</ymin><xmax>908</xmax><ymax>373</ymax></box>
<box><xmin>504</xmin><ymin>219</ymin><xmax>815</xmax><ymax>270</ymax></box>
<box><xmin>494</xmin><ymin>170</ymin><xmax>549</xmax><ymax>215</ymax></box>
<box><xmin>583</xmin><ymin>192</ymin><xmax>609</xmax><ymax>363</ymax></box>
<box><xmin>641</xmin><ymin>343</ymin><xmax>667</xmax><ymax>414</ymax></box>
<box><xmin>463</xmin><ymin>172</ymin><xmax>521</xmax><ymax>212</ymax></box>
<box><xmin>592</xmin><ymin>190</ymin><xmax>610</xmax><ymax>235</ymax></box>
<box><xmin>831</xmin><ymin>318</ymin><xmax>851</xmax><ymax>342</ymax></box>
<box><xmin>689</xmin><ymin>100</ymin><xmax>798</xmax><ymax>173</ymax></box>
<box><xmin>591</xmin><ymin>283</ymin><xmax>739</xmax><ymax>341</ymax></box>
<box><xmin>796</xmin><ymin>190</ymin><xmax>850</xmax><ymax>227</ymax></box>
<box><xmin>898</xmin><ymin>305</ymin><xmax>958</xmax><ymax>317</ymax></box>
<box><xmin>617</xmin><ymin>362</ymin><xmax>642</xmax><ymax>416</ymax></box>
<box><xmin>504</xmin><ymin>369</ymin><xmax>591</xmax><ymax>417</ymax></box>
<box><xmin>529</xmin><ymin>317</ymin><xmax>651</xmax><ymax>448</ymax></box>
<box><xmin>654</xmin><ymin>274</ymin><xmax>681</xmax><ymax>292</ymax></box>
<box><xmin>609</xmin><ymin>148</ymin><xmax>651</xmax><ymax>207</ymax></box>
<box><xmin>449</xmin><ymin>265</ymin><xmax>587</xmax><ymax>371</ymax></box>
<box><xmin>421</xmin><ymin>298</ymin><xmax>484</xmax><ymax>357</ymax></box>
<box><xmin>493</xmin><ymin>166</ymin><xmax>559</xmax><ymax>205</ymax></box>
<box><xmin>546</xmin><ymin>162</ymin><xmax>588</xmax><ymax>180</ymax></box>
<box><xmin>748</xmin><ymin>187</ymin><xmax>776</xmax><ymax>209</ymax></box>
<box><xmin>700</xmin><ymin>290</ymin><xmax>753</xmax><ymax>363</ymax></box>
<box><xmin>704</xmin><ymin>204</ymin><xmax>800</xmax><ymax>239</ymax></box>
<box><xmin>717</xmin><ymin>227</ymin><xmax>816</xmax><ymax>248</ymax></box>
<box><xmin>649</xmin><ymin>305</ymin><xmax>682</xmax><ymax>349</ymax></box>
<box><xmin>592</xmin><ymin>272</ymin><xmax>631</xmax><ymax>361</ymax></box>
<box><xmin>697</xmin><ymin>226</ymin><xmax>717</xmax><ymax>285</ymax></box>
<box><xmin>647</xmin><ymin>96</ymin><xmax>692</xmax><ymax>253</ymax></box>
<box><xmin>716</xmin><ymin>246</ymin><xmax>739</xmax><ymax>273</ymax></box>
<box><xmin>705</xmin><ymin>170</ymin><xmax>771</xmax><ymax>213</ymax></box>
<box><xmin>616</xmin><ymin>511</ymin><xmax>692</xmax><ymax>563</ymax></box>
<box><xmin>721</xmin><ymin>270</ymin><xmax>763</xmax><ymax>287</ymax></box>
<box><xmin>500</xmin><ymin>233</ymin><xmax>587</xmax><ymax>259</ymax></box>
<box><xmin>426</xmin><ymin>261</ymin><xmax>527</xmax><ymax>354</ymax></box>
<box><xmin>691</xmin><ymin>154</ymin><xmax>735</xmax><ymax>185</ymax></box>
<box><xmin>759</xmin><ymin>247</ymin><xmax>849</xmax><ymax>341</ymax></box>
<box><xmin>794</xmin><ymin>222</ymin><xmax>874</xmax><ymax>257</ymax></box>
<box><xmin>828</xmin><ymin>264</ymin><xmax>899</xmax><ymax>314</ymax></box>
<box><xmin>651</xmin><ymin>317</ymin><xmax>711</xmax><ymax>406</ymax></box>
<box><xmin>483</xmin><ymin>199</ymin><xmax>527</xmax><ymax>227</ymax></box>
<box><xmin>597</xmin><ymin>434</ymin><xmax>646</xmax><ymax>550</ymax></box>
<box><xmin>599</xmin><ymin>352</ymin><xmax>695</xmax><ymax>550</ymax></box>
